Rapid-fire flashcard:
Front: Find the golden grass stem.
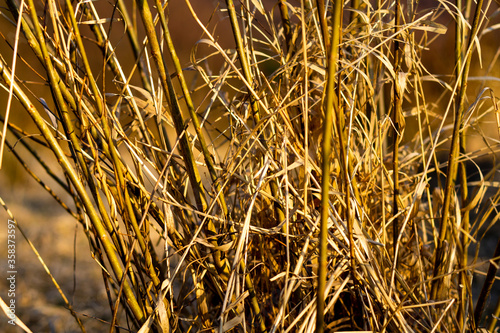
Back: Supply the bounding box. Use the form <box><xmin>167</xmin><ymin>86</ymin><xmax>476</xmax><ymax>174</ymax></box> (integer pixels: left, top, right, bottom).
<box><xmin>0</xmin><ymin>57</ymin><xmax>146</xmax><ymax>324</ymax></box>
<box><xmin>225</xmin><ymin>0</ymin><xmax>261</xmax><ymax>124</ymax></box>
<box><xmin>487</xmin><ymin>296</ymin><xmax>500</xmax><ymax>332</ymax></box>
<box><xmin>454</xmin><ymin>0</ymin><xmax>472</xmax><ymax>329</ymax></box>
<box><xmin>317</xmin><ymin>0</ymin><xmax>343</xmax><ymax>331</ymax></box>
<box><xmin>0</xmin><ymin>0</ymin><xmax>24</xmax><ymax>170</ymax></box>
<box><xmin>279</xmin><ymin>0</ymin><xmax>293</xmax><ymax>53</ymax></box>
<box><xmin>220</xmin><ymin>3</ymin><xmax>271</xmax><ymax>330</ymax></box>
<box><xmin>79</xmin><ymin>2</ymin><xmax>157</xmax><ymax>154</ymax></box>
<box><xmin>116</xmin><ymin>0</ymin><xmax>152</xmax><ymax>93</ymax></box>
<box><xmin>155</xmin><ymin>0</ymin><xmax>229</xmax><ymax>216</ymax></box>
<box><xmin>2</xmin><ymin>0</ymin><xmax>499</xmax><ymax>331</ymax></box>
<box><xmin>63</xmin><ymin>2</ymin><xmax>165</xmax><ymax>302</ymax></box>
<box><xmin>350</xmin><ymin>0</ymin><xmax>360</xmax><ymax>24</ymax></box>
<box><xmin>315</xmin><ymin>0</ymin><xmax>330</xmax><ymax>54</ymax></box>
<box><xmin>392</xmin><ymin>0</ymin><xmax>402</xmax><ymax>262</ymax></box>
<box><xmin>2</xmin><ymin>138</ymin><xmax>78</xmax><ymax>219</ymax></box>
<box><xmin>430</xmin><ymin>0</ymin><xmax>484</xmax><ymax>301</ymax></box>
<box><xmin>135</xmin><ymin>0</ymin><xmax>207</xmax><ymax>213</ymax></box>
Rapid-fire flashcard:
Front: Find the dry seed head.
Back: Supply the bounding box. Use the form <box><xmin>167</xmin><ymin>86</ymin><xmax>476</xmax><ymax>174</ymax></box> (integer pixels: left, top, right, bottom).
<box><xmin>164</xmin><ymin>204</ymin><xmax>176</xmax><ymax>236</ymax></box>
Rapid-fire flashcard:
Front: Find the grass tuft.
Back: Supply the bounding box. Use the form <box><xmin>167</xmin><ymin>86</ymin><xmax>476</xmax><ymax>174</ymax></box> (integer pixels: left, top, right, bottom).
<box><xmin>1</xmin><ymin>0</ymin><xmax>500</xmax><ymax>332</ymax></box>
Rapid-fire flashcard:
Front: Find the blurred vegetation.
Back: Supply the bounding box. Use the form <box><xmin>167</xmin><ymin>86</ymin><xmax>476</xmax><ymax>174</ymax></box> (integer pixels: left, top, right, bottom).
<box><xmin>1</xmin><ymin>0</ymin><xmax>500</xmax><ymax>332</ymax></box>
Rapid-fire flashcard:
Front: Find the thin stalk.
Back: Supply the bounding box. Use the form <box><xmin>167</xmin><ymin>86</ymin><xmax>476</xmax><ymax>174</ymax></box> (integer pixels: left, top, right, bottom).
<box><xmin>0</xmin><ymin>0</ymin><xmax>24</xmax><ymax>170</ymax></box>
<box><xmin>3</xmin><ymin>137</ymin><xmax>77</xmax><ymax>219</ymax></box>
<box><xmin>474</xmin><ymin>238</ymin><xmax>500</xmax><ymax>326</ymax></box>
<box><xmin>63</xmin><ymin>0</ymin><xmax>163</xmax><ymax>298</ymax></box>
<box><xmin>116</xmin><ymin>0</ymin><xmax>152</xmax><ymax>93</ymax></box>
<box><xmin>135</xmin><ymin>0</ymin><xmax>207</xmax><ymax>217</ymax></box>
<box><xmin>487</xmin><ymin>295</ymin><xmax>500</xmax><ymax>332</ymax></box>
<box><xmin>79</xmin><ymin>2</ymin><xmax>157</xmax><ymax>160</ymax></box>
<box><xmin>430</xmin><ymin>0</ymin><xmax>484</xmax><ymax>300</ymax></box>
<box><xmin>155</xmin><ymin>0</ymin><xmax>228</xmax><ymax>216</ymax></box>
<box><xmin>224</xmin><ymin>0</ymin><xmax>286</xmax><ymax>227</ymax></box>
<box><xmin>454</xmin><ymin>0</ymin><xmax>472</xmax><ymax>329</ymax></box>
<box><xmin>183</xmin><ymin>2</ymin><xmax>269</xmax><ymax>330</ymax></box>
<box><xmin>350</xmin><ymin>0</ymin><xmax>360</xmax><ymax>24</ymax></box>
<box><xmin>315</xmin><ymin>0</ymin><xmax>330</xmax><ymax>54</ymax></box>
<box><xmin>225</xmin><ymin>0</ymin><xmax>261</xmax><ymax>124</ymax></box>
<box><xmin>0</xmin><ymin>58</ymin><xmax>146</xmax><ymax>324</ymax></box>
<box><xmin>316</xmin><ymin>0</ymin><xmax>343</xmax><ymax>332</ymax></box>
<box><xmin>300</xmin><ymin>0</ymin><xmax>309</xmax><ymax>235</ymax></box>
<box><xmin>392</xmin><ymin>0</ymin><xmax>402</xmax><ymax>261</ymax></box>
<box><xmin>278</xmin><ymin>0</ymin><xmax>293</xmax><ymax>52</ymax></box>
<box><xmin>20</xmin><ymin>0</ymin><xmax>147</xmax><ymax>324</ymax></box>
<box><xmin>225</xmin><ymin>3</ymin><xmax>285</xmax><ymax>330</ymax></box>
<box><xmin>136</xmin><ymin>2</ymin><xmax>231</xmax><ymax>327</ymax></box>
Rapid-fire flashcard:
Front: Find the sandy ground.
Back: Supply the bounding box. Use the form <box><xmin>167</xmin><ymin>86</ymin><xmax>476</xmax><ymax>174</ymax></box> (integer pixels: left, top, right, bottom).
<box><xmin>0</xmin><ymin>177</ymin><xmax>113</xmax><ymax>332</ymax></box>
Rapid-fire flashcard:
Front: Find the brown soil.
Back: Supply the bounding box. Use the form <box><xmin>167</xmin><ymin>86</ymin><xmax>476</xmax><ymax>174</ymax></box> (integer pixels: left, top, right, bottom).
<box><xmin>0</xmin><ymin>177</ymin><xmax>113</xmax><ymax>332</ymax></box>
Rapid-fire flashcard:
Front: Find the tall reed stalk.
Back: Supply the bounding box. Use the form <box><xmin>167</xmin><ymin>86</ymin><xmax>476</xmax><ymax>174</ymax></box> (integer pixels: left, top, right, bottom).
<box><xmin>1</xmin><ymin>0</ymin><xmax>500</xmax><ymax>332</ymax></box>
<box><xmin>317</xmin><ymin>2</ymin><xmax>344</xmax><ymax>332</ymax></box>
<box><xmin>430</xmin><ymin>0</ymin><xmax>484</xmax><ymax>300</ymax></box>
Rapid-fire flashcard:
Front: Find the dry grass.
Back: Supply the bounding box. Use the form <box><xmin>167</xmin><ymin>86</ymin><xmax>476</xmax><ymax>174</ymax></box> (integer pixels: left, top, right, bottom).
<box><xmin>0</xmin><ymin>182</ymin><xmax>110</xmax><ymax>333</ymax></box>
<box><xmin>1</xmin><ymin>0</ymin><xmax>500</xmax><ymax>332</ymax></box>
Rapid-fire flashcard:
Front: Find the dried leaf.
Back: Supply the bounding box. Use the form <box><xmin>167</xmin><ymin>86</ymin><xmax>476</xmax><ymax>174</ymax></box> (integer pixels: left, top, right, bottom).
<box><xmin>250</xmin><ymin>0</ymin><xmax>265</xmax><ymax>14</ymax></box>
<box><xmin>412</xmin><ymin>20</ymin><xmax>447</xmax><ymax>34</ymax></box>
<box><xmin>404</xmin><ymin>43</ymin><xmax>412</xmax><ymax>71</ymax></box>
<box><xmin>164</xmin><ymin>204</ymin><xmax>175</xmax><ymax>236</ymax></box>
<box><xmin>137</xmin><ymin>315</ymin><xmax>155</xmax><ymax>333</ymax></box>
<box><xmin>156</xmin><ymin>299</ymin><xmax>170</xmax><ymax>333</ymax></box>
<box><xmin>222</xmin><ymin>314</ymin><xmax>243</xmax><ymax>332</ymax></box>
<box><xmin>40</xmin><ymin>97</ymin><xmax>58</xmax><ymax>130</ymax></box>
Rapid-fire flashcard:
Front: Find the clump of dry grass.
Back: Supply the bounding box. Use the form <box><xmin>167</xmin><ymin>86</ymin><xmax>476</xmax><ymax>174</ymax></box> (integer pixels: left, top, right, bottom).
<box><xmin>1</xmin><ymin>0</ymin><xmax>500</xmax><ymax>332</ymax></box>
